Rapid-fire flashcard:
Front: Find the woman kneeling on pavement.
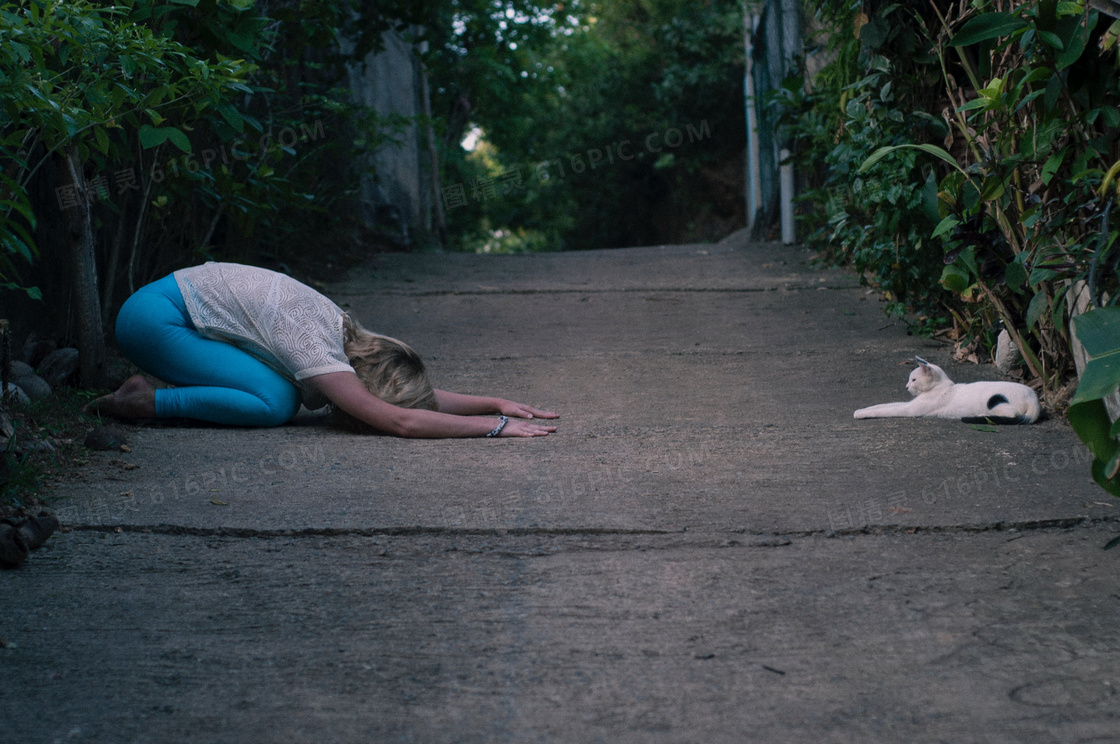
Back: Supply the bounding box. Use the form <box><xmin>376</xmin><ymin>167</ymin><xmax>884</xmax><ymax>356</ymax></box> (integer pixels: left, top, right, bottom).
<box><xmin>88</xmin><ymin>262</ymin><xmax>558</xmax><ymax>438</ymax></box>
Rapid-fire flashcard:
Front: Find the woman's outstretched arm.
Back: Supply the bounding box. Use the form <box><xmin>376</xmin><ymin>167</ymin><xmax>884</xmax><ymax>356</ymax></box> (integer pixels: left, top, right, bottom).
<box><xmin>433</xmin><ymin>389</ymin><xmax>559</xmax><ymax>419</ymax></box>
<box><xmin>308</xmin><ymin>372</ymin><xmax>557</xmax><ymax>438</ymax></box>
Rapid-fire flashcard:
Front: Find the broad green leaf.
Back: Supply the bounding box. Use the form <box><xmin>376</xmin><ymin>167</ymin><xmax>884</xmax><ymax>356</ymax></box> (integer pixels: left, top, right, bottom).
<box><xmin>1068</xmin><ymin>399</ymin><xmax>1118</xmax><ymax>464</ymax></box>
<box><xmin>9</xmin><ymin>41</ymin><xmax>30</xmax><ymax>63</ymax></box>
<box><xmin>1055</xmin><ymin>14</ymin><xmax>1090</xmax><ymax>69</ymax></box>
<box><xmin>958</xmin><ymin>98</ymin><xmax>991</xmax><ymax>112</ymax></box>
<box><xmin>1051</xmin><ymin>284</ymin><xmax>1071</xmax><ymax>331</ymax></box>
<box><xmin>1073</xmin><ymin>306</ymin><xmax>1120</xmax><ymax>356</ymax></box>
<box><xmin>950</xmin><ymin>13</ymin><xmax>1028</xmax><ymax>47</ymax></box>
<box><xmin>0</xmin><ymin>282</ymin><xmax>42</xmax><ymax>301</ymax></box>
<box><xmin>1018</xmin><ymin>66</ymin><xmax>1054</xmax><ymax>87</ymax></box>
<box><xmin>962</xmin><ymin>180</ymin><xmax>982</xmax><ymax>211</ymax></box>
<box><xmin>139</xmin><ymin>125</ymin><xmax>192</xmax><ymax>153</ymax></box>
<box><xmin>139</xmin><ymin>124</ymin><xmax>169</xmax><ymax>149</ymax></box>
<box><xmin>932</xmin><ymin>215</ymin><xmax>960</xmax><ymax>239</ymax></box>
<box><xmin>1</xmin><ymin>225</ymin><xmax>35</xmax><ymax>262</ymax></box>
<box><xmin>940</xmin><ymin>263</ymin><xmax>971</xmax><ymax>294</ymax></box>
<box><xmin>1107</xmin><ymin>448</ymin><xmax>1120</xmax><ymax>480</ymax></box>
<box><xmin>859</xmin><ymin>16</ymin><xmax>890</xmax><ymax>49</ymax></box>
<box><xmin>1014</xmin><ymin>88</ymin><xmax>1046</xmax><ymax>112</ymax></box>
<box><xmin>1041</xmin><ymin>148</ymin><xmax>1066</xmax><ymax>185</ymax></box>
<box><xmin>216</xmin><ymin>102</ymin><xmax>244</xmax><ymax>133</ymax></box>
<box><xmin>920</xmin><ymin>171</ymin><xmax>940</xmax><ymax>223</ymax></box>
<box><xmin>1090</xmin><ymin>458</ymin><xmax>1120</xmax><ymax>497</ymax></box>
<box><xmin>0</xmin><ymin>174</ymin><xmax>35</xmax><ymax>226</ymax></box>
<box><xmin>1030</xmin><ymin>266</ymin><xmax>1061</xmax><ymax>284</ymax></box>
<box><xmin>981</xmin><ymin>176</ymin><xmax>1006</xmax><ymax>202</ymax></box>
<box><xmin>1026</xmin><ymin>290</ymin><xmax>1048</xmax><ymax>331</ymax></box>
<box><xmin>241</xmin><ymin>113</ymin><xmax>262</xmax><ymax>133</ymax></box>
<box><xmin>224</xmin><ymin>31</ymin><xmax>257</xmax><ymax>54</ymax></box>
<box><xmin>1038</xmin><ymin>30</ymin><xmax>1065</xmax><ymax>50</ymax></box>
<box><xmin>94</xmin><ymin>126</ymin><xmax>110</xmax><ymax>154</ymax></box>
<box><xmin>1044</xmin><ymin>74</ymin><xmax>1061</xmax><ymax>111</ymax></box>
<box><xmin>1070</xmin><ymin>307</ymin><xmax>1120</xmax><ymax>404</ymax></box>
<box><xmin>979</xmin><ymin>77</ymin><xmax>1004</xmax><ymax>98</ymax></box>
<box><xmin>1004</xmin><ymin>261</ymin><xmax>1027</xmax><ymax>293</ymax></box>
<box><xmin>860</xmin><ymin>144</ymin><xmax>963</xmax><ymax>173</ymax></box>
<box><xmin>956</xmin><ymin>245</ymin><xmax>979</xmax><ymax>276</ymax></box>
<box><xmin>1103</xmin><ymin>19</ymin><xmax>1120</xmax><ymax>51</ymax></box>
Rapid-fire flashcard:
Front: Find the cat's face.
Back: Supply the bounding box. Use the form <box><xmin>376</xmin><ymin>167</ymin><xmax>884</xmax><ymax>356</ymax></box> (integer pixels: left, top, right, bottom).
<box><xmin>906</xmin><ymin>361</ymin><xmax>946</xmax><ymax>395</ymax></box>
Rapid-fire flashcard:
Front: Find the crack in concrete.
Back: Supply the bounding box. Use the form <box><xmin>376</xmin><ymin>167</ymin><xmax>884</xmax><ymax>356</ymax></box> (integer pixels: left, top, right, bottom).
<box><xmin>363</xmin><ymin>285</ymin><xmax>861</xmax><ymax>297</ymax></box>
<box><xmin>62</xmin><ymin>514</ymin><xmax>1120</xmax><ymax>543</ymax></box>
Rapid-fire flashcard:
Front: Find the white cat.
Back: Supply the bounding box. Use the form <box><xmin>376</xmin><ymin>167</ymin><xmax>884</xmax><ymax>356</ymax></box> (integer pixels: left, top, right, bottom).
<box><xmin>854</xmin><ymin>356</ymin><xmax>1040</xmax><ymax>424</ymax></box>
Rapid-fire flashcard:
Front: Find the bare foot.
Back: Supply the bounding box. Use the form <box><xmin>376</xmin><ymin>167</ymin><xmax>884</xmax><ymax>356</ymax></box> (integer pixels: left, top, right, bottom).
<box><xmin>85</xmin><ymin>375</ymin><xmax>157</xmax><ymax>419</ymax></box>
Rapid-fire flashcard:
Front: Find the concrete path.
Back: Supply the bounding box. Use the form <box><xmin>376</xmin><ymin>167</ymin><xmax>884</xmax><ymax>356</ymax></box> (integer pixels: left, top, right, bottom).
<box><xmin>3</xmin><ymin>235</ymin><xmax>1119</xmax><ymax>743</ymax></box>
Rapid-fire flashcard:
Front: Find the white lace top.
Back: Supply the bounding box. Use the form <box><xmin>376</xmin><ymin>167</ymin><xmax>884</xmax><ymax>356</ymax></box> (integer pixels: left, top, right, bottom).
<box><xmin>174</xmin><ymin>262</ymin><xmax>354</xmax><ymax>409</ymax></box>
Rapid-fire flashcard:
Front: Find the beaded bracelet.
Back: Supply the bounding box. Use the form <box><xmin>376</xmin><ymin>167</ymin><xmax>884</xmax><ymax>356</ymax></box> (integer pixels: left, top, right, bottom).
<box><xmin>486</xmin><ymin>415</ymin><xmax>509</xmax><ymax>437</ymax></box>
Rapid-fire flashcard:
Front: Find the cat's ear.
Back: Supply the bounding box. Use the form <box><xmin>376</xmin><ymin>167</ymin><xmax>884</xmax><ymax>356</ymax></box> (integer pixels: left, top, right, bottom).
<box><xmin>914</xmin><ymin>355</ymin><xmax>930</xmax><ymax>368</ymax></box>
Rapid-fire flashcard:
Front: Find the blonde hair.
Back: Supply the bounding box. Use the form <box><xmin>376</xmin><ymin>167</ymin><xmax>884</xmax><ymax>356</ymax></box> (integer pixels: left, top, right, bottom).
<box><xmin>334</xmin><ymin>316</ymin><xmax>437</xmax><ymax>430</ymax></box>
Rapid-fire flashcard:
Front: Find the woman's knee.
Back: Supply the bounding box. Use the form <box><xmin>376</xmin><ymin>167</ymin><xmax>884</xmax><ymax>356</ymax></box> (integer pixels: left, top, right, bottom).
<box><xmin>256</xmin><ymin>384</ymin><xmax>302</xmax><ymax>427</ymax></box>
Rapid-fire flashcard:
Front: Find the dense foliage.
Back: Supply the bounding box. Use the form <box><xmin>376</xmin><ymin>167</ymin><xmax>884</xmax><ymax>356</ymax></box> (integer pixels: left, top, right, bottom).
<box><xmin>2</xmin><ymin>0</ymin><xmax>746</xmax><ymax>313</ymax></box>
<box><xmin>430</xmin><ymin>0</ymin><xmax>747</xmax><ymax>252</ymax></box>
<box><xmin>1068</xmin><ymin>306</ymin><xmax>1120</xmax><ymax>500</ymax></box>
<box><xmin>793</xmin><ymin>0</ymin><xmax>1120</xmax><ymax>496</ymax></box>
<box><xmin>1</xmin><ymin>0</ymin><xmax>423</xmax><ymax>325</ymax></box>
<box><xmin>793</xmin><ymin>1</ymin><xmax>1119</xmax><ymax>362</ymax></box>
<box><xmin>783</xmin><ymin>2</ymin><xmax>950</xmax><ymax>327</ymax></box>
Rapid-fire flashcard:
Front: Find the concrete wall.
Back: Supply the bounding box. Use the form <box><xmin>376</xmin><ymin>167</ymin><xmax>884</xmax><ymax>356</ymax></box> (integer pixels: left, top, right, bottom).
<box><xmin>346</xmin><ymin>31</ymin><xmax>433</xmax><ymax>241</ymax></box>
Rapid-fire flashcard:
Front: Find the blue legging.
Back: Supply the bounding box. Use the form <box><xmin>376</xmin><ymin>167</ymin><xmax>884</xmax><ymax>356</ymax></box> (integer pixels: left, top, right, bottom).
<box><xmin>115</xmin><ymin>274</ymin><xmax>302</xmax><ymax>426</ymax></box>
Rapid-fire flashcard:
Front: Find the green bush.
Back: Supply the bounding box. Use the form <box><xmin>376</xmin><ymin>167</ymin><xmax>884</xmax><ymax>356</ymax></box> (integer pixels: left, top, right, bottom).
<box><xmin>1068</xmin><ymin>307</ymin><xmax>1120</xmax><ymax>503</ymax></box>
<box><xmin>797</xmin><ymin>1</ymin><xmax>1120</xmax><ymax>388</ymax></box>
<box><xmin>431</xmin><ymin>0</ymin><xmax>746</xmax><ymax>252</ymax></box>
<box><xmin>1</xmin><ymin>0</ymin><xmax>418</xmax><ymax>316</ymax></box>
<box><xmin>790</xmin><ymin>2</ymin><xmax>952</xmax><ymax>328</ymax></box>
<box><xmin>799</xmin><ymin>0</ymin><xmax>1120</xmax><ymax>502</ymax></box>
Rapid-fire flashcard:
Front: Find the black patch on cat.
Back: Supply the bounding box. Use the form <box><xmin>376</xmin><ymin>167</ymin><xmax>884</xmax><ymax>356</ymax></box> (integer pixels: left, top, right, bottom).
<box><xmin>986</xmin><ymin>394</ymin><xmax>1009</xmax><ymax>410</ymax></box>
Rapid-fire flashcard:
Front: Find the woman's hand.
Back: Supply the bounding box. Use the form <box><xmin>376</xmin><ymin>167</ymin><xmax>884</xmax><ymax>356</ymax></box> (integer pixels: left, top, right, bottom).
<box><xmin>497</xmin><ymin>400</ymin><xmax>560</xmax><ymax>420</ymax></box>
<box><xmin>434</xmin><ymin>389</ymin><xmax>559</xmax><ymax>420</ymax></box>
<box><xmin>309</xmin><ymin>374</ymin><xmax>559</xmax><ymax>438</ymax></box>
<box><xmin>499</xmin><ymin>417</ymin><xmax>558</xmax><ymax>437</ymax></box>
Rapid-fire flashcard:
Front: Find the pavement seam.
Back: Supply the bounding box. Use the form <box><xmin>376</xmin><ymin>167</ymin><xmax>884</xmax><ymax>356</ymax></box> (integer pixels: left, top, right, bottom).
<box><xmin>341</xmin><ymin>285</ymin><xmax>861</xmax><ymax>297</ymax></box>
<box><xmin>60</xmin><ymin>514</ymin><xmax>1120</xmax><ymax>541</ymax></box>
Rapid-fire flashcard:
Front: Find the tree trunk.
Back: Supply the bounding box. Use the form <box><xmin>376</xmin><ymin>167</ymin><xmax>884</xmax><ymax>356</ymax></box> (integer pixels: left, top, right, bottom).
<box><xmin>57</xmin><ymin>147</ymin><xmax>107</xmax><ymax>389</ymax></box>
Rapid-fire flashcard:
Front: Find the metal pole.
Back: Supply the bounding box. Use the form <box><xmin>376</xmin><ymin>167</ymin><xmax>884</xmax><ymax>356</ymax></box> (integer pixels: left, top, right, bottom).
<box><xmin>744</xmin><ymin>12</ymin><xmax>761</xmax><ymax>235</ymax></box>
<box><xmin>780</xmin><ymin>148</ymin><xmax>795</xmax><ymax>244</ymax></box>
